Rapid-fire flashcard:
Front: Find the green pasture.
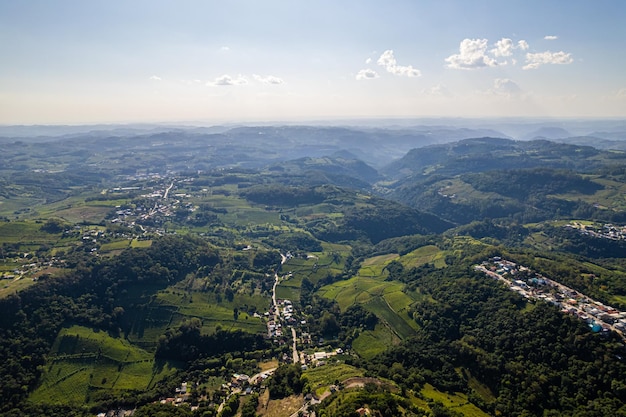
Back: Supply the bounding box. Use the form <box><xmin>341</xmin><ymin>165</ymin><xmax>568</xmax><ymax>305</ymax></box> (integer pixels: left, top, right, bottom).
<box><xmin>318</xmin><ymin>267</ymin><xmax>419</xmax><ymax>340</ymax></box>
<box><xmin>45</xmin><ymin>204</ymin><xmax>112</xmax><ymax>224</ymax></box>
<box><xmin>303</xmin><ymin>363</ymin><xmax>364</xmax><ymax>396</ymax></box>
<box><xmin>358</xmin><ymin>253</ymin><xmax>399</xmax><ymax>277</ymax></box>
<box><xmin>0</xmin><ymin>220</ymin><xmax>60</xmax><ymax>244</ymax></box>
<box><xmin>555</xmin><ymin>177</ymin><xmax>626</xmax><ymax>211</ymax></box>
<box><xmin>279</xmin><ymin>274</ymin><xmax>303</xmax><ymax>289</ymax></box>
<box><xmin>421</xmin><ymin>384</ymin><xmax>491</xmax><ymax>417</ymax></box>
<box><xmin>465</xmin><ymin>370</ymin><xmax>497</xmax><ymax>404</ymax></box>
<box><xmin>318</xmin><ymin>275</ymin><xmax>404</xmax><ymax>311</ymax></box>
<box><xmin>162</xmin><ymin>289</ymin><xmax>270</xmax><ymax>314</ymax></box>
<box><xmin>363</xmin><ymin>297</ymin><xmax>417</xmax><ymax>339</ymax></box>
<box><xmin>222</xmin><ymin>208</ymin><xmax>282</xmax><ymax>226</ymax></box>
<box><xmin>0</xmin><ymin>189</ymin><xmax>53</xmax><ymax>217</ymax></box>
<box><xmin>275</xmin><ymin>284</ymin><xmax>300</xmax><ymax>304</ymax></box>
<box><xmin>282</xmin><ymin>243</ymin><xmax>350</xmax><ymax>284</ymax></box>
<box><xmin>51</xmin><ymin>326</ymin><xmax>152</xmax><ymax>362</ymax></box>
<box><xmin>130</xmin><ymin>238</ymin><xmax>152</xmax><ymax>248</ymax></box>
<box><xmin>200</xmin><ymin>316</ymin><xmax>267</xmax><ymax>334</ymax></box>
<box><xmin>30</xmin><ymin>325</ymin><xmax>179</xmax><ymax>405</ymax></box>
<box><xmin>0</xmin><ymin>276</ymin><xmax>38</xmax><ymax>298</ymax></box>
<box><xmin>438</xmin><ymin>178</ymin><xmax>505</xmax><ymax>205</ymax></box>
<box><xmin>99</xmin><ymin>239</ymin><xmax>131</xmax><ymax>252</ymax></box>
<box><xmin>400</xmin><ymin>245</ymin><xmax>446</xmax><ymax>269</ymax></box>
<box><xmin>294</xmin><ymin>203</ymin><xmax>346</xmax><ymax>217</ymax></box>
<box><xmin>351</xmin><ymin>323</ymin><xmax>400</xmax><ymax>359</ymax></box>
<box><xmin>153</xmin><ymin>289</ymin><xmax>268</xmax><ymax>335</ymax></box>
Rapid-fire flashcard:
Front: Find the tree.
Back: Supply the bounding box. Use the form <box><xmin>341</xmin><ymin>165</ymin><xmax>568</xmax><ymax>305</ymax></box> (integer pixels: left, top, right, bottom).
<box><xmin>268</xmin><ymin>364</ymin><xmax>303</xmax><ymax>399</ymax></box>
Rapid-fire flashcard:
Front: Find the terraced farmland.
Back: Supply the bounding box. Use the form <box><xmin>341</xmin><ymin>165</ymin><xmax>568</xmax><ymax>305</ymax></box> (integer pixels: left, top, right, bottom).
<box><xmin>30</xmin><ymin>325</ymin><xmax>179</xmax><ymax>405</ymax></box>
<box><xmin>319</xmin><ymin>253</ymin><xmax>420</xmax><ymax>342</ymax></box>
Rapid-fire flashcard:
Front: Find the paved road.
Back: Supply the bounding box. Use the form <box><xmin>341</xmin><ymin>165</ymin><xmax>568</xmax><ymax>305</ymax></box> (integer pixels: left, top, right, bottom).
<box><xmin>292</xmin><ymin>327</ymin><xmax>299</xmax><ymax>364</ymax></box>
<box><xmin>163</xmin><ymin>181</ymin><xmax>174</xmax><ymax>199</ymax></box>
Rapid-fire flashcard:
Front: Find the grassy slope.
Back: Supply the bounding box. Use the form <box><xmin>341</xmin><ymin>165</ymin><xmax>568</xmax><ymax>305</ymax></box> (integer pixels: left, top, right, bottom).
<box><xmin>29</xmin><ymin>325</ymin><xmax>179</xmax><ymax>406</ymax></box>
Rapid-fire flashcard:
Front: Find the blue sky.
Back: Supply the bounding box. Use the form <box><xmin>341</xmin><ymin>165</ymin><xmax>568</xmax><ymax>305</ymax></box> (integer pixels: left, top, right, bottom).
<box><xmin>1</xmin><ymin>0</ymin><xmax>625</xmax><ymax>124</ymax></box>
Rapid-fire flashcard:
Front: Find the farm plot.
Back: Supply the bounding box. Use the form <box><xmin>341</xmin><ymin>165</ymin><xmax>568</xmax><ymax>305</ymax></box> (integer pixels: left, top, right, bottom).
<box><xmin>318</xmin><ymin>254</ymin><xmax>419</xmax><ymax>340</ymax></box>
<box><xmin>400</xmin><ymin>245</ymin><xmax>446</xmax><ymax>269</ymax></box>
<box><xmin>30</xmin><ymin>325</ymin><xmax>179</xmax><ymax>406</ymax></box>
<box><xmin>303</xmin><ymin>363</ymin><xmax>364</xmax><ymax>396</ymax></box>
<box><xmin>351</xmin><ymin>323</ymin><xmax>400</xmax><ymax>360</ymax></box>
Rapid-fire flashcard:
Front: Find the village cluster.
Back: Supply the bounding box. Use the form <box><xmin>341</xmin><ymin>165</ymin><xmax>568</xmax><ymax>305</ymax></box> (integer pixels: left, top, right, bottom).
<box><xmin>151</xmin><ymin>277</ymin><xmax>344</xmax><ymax>413</ymax></box>
<box><xmin>565</xmin><ymin>221</ymin><xmax>626</xmax><ymax>240</ymax></box>
<box><xmin>475</xmin><ymin>258</ymin><xmax>626</xmax><ymax>339</ymax></box>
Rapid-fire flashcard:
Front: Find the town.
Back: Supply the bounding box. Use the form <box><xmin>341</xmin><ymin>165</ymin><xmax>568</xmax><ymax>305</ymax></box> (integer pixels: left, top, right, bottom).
<box><xmin>475</xmin><ymin>257</ymin><xmax>626</xmax><ymax>339</ymax></box>
<box><xmin>565</xmin><ymin>221</ymin><xmax>626</xmax><ymax>240</ymax></box>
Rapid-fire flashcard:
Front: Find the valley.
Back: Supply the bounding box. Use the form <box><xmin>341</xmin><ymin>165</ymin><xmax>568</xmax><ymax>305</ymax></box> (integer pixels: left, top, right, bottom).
<box><xmin>1</xmin><ymin>122</ymin><xmax>626</xmax><ymax>417</ymax></box>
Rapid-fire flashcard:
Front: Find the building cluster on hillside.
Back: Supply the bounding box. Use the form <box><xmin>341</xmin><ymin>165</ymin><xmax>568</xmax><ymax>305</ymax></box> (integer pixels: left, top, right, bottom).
<box><xmin>150</xmin><ymin>368</ymin><xmax>275</xmax><ymax>415</ymax></box>
<box><xmin>300</xmin><ymin>348</ymin><xmax>344</xmax><ymax>370</ymax></box>
<box><xmin>566</xmin><ymin>222</ymin><xmax>626</xmax><ymax>240</ymax></box>
<box><xmin>475</xmin><ymin>258</ymin><xmax>626</xmax><ymax>339</ymax></box>
<box><xmin>1</xmin><ymin>252</ymin><xmax>67</xmax><ymax>282</ymax></box>
<box><xmin>106</xmin><ymin>180</ymin><xmax>183</xmax><ymax>234</ymax></box>
<box><xmin>267</xmin><ymin>298</ymin><xmax>295</xmax><ymax>339</ymax></box>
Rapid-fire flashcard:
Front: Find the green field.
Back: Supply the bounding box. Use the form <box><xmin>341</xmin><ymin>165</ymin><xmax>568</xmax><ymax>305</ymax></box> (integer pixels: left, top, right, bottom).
<box><xmin>0</xmin><ymin>221</ymin><xmax>60</xmax><ymax>244</ymax></box>
<box><xmin>363</xmin><ymin>297</ymin><xmax>417</xmax><ymax>339</ymax></box>
<box><xmin>400</xmin><ymin>245</ymin><xmax>446</xmax><ymax>269</ymax></box>
<box><xmin>30</xmin><ymin>325</ymin><xmax>180</xmax><ymax>405</ymax></box>
<box><xmin>99</xmin><ymin>239</ymin><xmax>131</xmax><ymax>252</ymax></box>
<box><xmin>281</xmin><ymin>242</ymin><xmax>351</xmax><ymax>285</ymax></box>
<box><xmin>303</xmin><ymin>363</ymin><xmax>364</xmax><ymax>396</ymax></box>
<box><xmin>154</xmin><ymin>289</ymin><xmax>268</xmax><ymax>334</ymax></box>
<box><xmin>130</xmin><ymin>238</ymin><xmax>153</xmax><ymax>248</ymax></box>
<box><xmin>421</xmin><ymin>384</ymin><xmax>491</xmax><ymax>417</ymax></box>
<box><xmin>45</xmin><ymin>204</ymin><xmax>113</xmax><ymax>224</ymax></box>
<box><xmin>358</xmin><ymin>253</ymin><xmax>399</xmax><ymax>277</ymax></box>
<box><xmin>351</xmin><ymin>323</ymin><xmax>400</xmax><ymax>359</ymax></box>
<box><xmin>0</xmin><ymin>276</ymin><xmax>38</xmax><ymax>298</ymax></box>
<box><xmin>318</xmin><ymin>253</ymin><xmax>419</xmax><ymax>340</ymax></box>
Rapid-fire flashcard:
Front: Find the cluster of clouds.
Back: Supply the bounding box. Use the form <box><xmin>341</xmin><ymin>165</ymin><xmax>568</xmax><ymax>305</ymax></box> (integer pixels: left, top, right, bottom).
<box><xmin>150</xmin><ymin>74</ymin><xmax>284</xmax><ymax>87</ymax></box>
<box><xmin>445</xmin><ymin>37</ymin><xmax>572</xmax><ymax>70</ymax></box>
<box><xmin>206</xmin><ymin>74</ymin><xmax>285</xmax><ymax>86</ymax></box>
<box><xmin>422</xmin><ymin>78</ymin><xmax>524</xmax><ymax>99</ymax></box>
<box><xmin>356</xmin><ymin>49</ymin><xmax>421</xmax><ymax>80</ymax></box>
<box><xmin>149</xmin><ymin>45</ymin><xmax>287</xmax><ymax>88</ymax></box>
<box><xmin>357</xmin><ymin>36</ymin><xmax>573</xmax><ymax>81</ymax></box>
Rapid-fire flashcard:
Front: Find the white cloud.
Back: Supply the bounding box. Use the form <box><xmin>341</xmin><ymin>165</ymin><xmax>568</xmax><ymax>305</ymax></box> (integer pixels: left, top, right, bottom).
<box><xmin>489</xmin><ymin>38</ymin><xmax>530</xmax><ymax>64</ymax></box>
<box><xmin>365</xmin><ymin>58</ymin><xmax>372</xmax><ymax>64</ymax></box>
<box><xmin>523</xmin><ymin>51</ymin><xmax>573</xmax><ymax>70</ymax></box>
<box><xmin>491</xmin><ymin>78</ymin><xmax>522</xmax><ymax>96</ymax></box>
<box><xmin>207</xmin><ymin>74</ymin><xmax>248</xmax><ymax>86</ymax></box>
<box><xmin>356</xmin><ymin>68</ymin><xmax>379</xmax><ymax>80</ymax></box>
<box><xmin>220</xmin><ymin>46</ymin><xmax>230</xmax><ymax>51</ymax></box>
<box><xmin>149</xmin><ymin>75</ymin><xmax>162</xmax><ymax>81</ymax></box>
<box><xmin>491</xmin><ymin>38</ymin><xmax>515</xmax><ymax>57</ymax></box>
<box><xmin>445</xmin><ymin>38</ymin><xmax>497</xmax><ymax>69</ymax></box>
<box><xmin>544</xmin><ymin>35</ymin><xmax>558</xmax><ymax>40</ymax></box>
<box><xmin>616</xmin><ymin>88</ymin><xmax>626</xmax><ymax>99</ymax></box>
<box><xmin>376</xmin><ymin>50</ymin><xmax>421</xmax><ymax>77</ymax></box>
<box><xmin>426</xmin><ymin>84</ymin><xmax>452</xmax><ymax>97</ymax></box>
<box><xmin>253</xmin><ymin>74</ymin><xmax>284</xmax><ymax>85</ymax></box>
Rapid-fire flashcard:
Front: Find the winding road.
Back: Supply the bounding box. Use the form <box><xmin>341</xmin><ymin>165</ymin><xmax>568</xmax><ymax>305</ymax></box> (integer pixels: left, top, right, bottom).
<box><xmin>270</xmin><ymin>254</ymin><xmax>301</xmax><ymax>365</ymax></box>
